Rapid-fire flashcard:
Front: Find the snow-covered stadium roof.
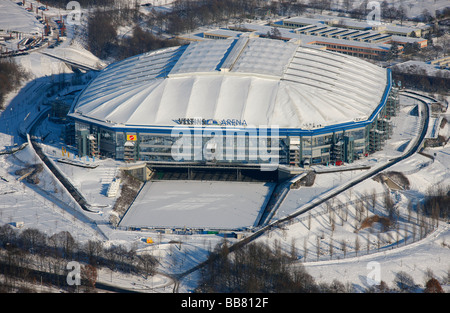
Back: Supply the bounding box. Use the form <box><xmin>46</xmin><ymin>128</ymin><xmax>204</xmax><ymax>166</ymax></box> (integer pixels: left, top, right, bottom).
<box><xmin>70</xmin><ymin>36</ymin><xmax>388</xmax><ymax>131</ymax></box>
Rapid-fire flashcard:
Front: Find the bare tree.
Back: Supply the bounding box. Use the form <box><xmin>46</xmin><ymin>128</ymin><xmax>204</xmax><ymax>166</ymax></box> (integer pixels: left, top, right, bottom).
<box><xmin>384</xmin><ymin>190</ymin><xmax>397</xmax><ymax>223</ymax></box>
<box><xmin>303</xmin><ymin>237</ymin><xmax>308</xmax><ymax>262</ymax></box>
<box><xmin>329</xmin><ymin>237</ymin><xmax>333</xmax><ymax>260</ymax></box>
<box><xmin>407</xmin><ymin>200</ymin><xmax>413</xmax><ymax>222</ymax></box>
<box><xmin>290</xmin><ymin>238</ymin><xmax>297</xmax><ymax>260</ymax></box>
<box><xmin>330</xmin><ymin>209</ymin><xmax>336</xmax><ymax>232</ymax></box>
<box><xmin>432</xmin><ymin>202</ymin><xmax>440</xmax><ymax>228</ymax></box>
<box><xmin>19</xmin><ymin>228</ymin><xmax>47</xmax><ymax>255</ymax></box>
<box><xmin>0</xmin><ymin>58</ymin><xmax>30</xmax><ymax>109</ymax></box>
<box><xmin>82</xmin><ymin>264</ymin><xmax>98</xmax><ymax>292</ymax></box>
<box><xmin>0</xmin><ymin>224</ymin><xmax>17</xmax><ymax>247</ymax></box>
<box><xmin>342</xmin><ymin>0</ymin><xmax>353</xmax><ymax>13</ymax></box>
<box><xmin>397</xmin><ymin>5</ymin><xmax>407</xmax><ymax>25</ymax></box>
<box><xmin>404</xmin><ymin>224</ymin><xmax>408</xmax><ymax>246</ymax></box>
<box><xmin>197</xmin><ymin>241</ymin><xmax>319</xmax><ymax>292</ymax></box>
<box><xmin>87</xmin><ymin>9</ymin><xmax>118</xmax><ymax>59</ymax></box>
<box><xmin>344</xmin><ymin>202</ymin><xmax>349</xmax><ymax>222</ymax></box>
<box><xmin>371</xmin><ymin>189</ymin><xmax>377</xmax><ymax>211</ymax></box>
<box><xmin>354</xmin><ymin>235</ymin><xmax>360</xmax><ymax>257</ymax></box>
<box><xmin>336</xmin><ymin>200</ymin><xmax>344</xmax><ymax>226</ymax></box>
<box><xmin>341</xmin><ymin>240</ymin><xmax>347</xmax><ymax>258</ymax></box>
<box><xmin>83</xmin><ymin>240</ymin><xmax>103</xmax><ymax>266</ymax></box>
<box><xmin>394</xmin><ymin>271</ymin><xmax>416</xmax><ymax>292</ymax></box>
<box><xmin>326</xmin><ymin>200</ymin><xmax>331</xmax><ymax>215</ymax></box>
<box><xmin>417</xmin><ymin>203</ymin><xmax>422</xmax><ymax>225</ymax></box>
<box><xmin>316</xmin><ymin>236</ymin><xmax>320</xmax><ymax>261</ymax></box>
<box><xmin>377</xmin><ymin>232</ymin><xmax>381</xmax><ymax>251</ymax></box>
<box><xmin>356</xmin><ymin>199</ymin><xmax>364</xmax><ymax>222</ymax></box>
<box><xmin>137</xmin><ymin>253</ymin><xmax>157</xmax><ymax>279</ymax></box>
<box><xmin>49</xmin><ymin>231</ymin><xmax>77</xmax><ymax>260</ymax></box>
<box><xmin>267</xmin><ymin>27</ymin><xmax>282</xmax><ymax>40</ymax></box>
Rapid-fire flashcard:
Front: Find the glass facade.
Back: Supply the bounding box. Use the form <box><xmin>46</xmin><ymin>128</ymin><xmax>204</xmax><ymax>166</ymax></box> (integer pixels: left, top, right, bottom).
<box><xmin>73</xmin><ymin>89</ymin><xmax>398</xmax><ymax>168</ymax></box>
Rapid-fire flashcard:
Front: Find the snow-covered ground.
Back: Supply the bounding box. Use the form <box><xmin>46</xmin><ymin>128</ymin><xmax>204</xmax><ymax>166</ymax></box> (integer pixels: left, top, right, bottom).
<box><xmin>245</xmin><ymin>140</ymin><xmax>450</xmax><ymax>290</ymax></box>
<box><xmin>274</xmin><ymin>93</ymin><xmax>425</xmax><ymax>221</ymax></box>
<box><xmin>349</xmin><ymin>0</ymin><xmax>449</xmax><ymax>19</ymax></box>
<box><xmin>0</xmin><ymin>0</ymin><xmax>43</xmax><ymax>34</ymax></box>
<box><xmin>394</xmin><ymin>60</ymin><xmax>450</xmax><ymax>78</ymax></box>
<box><xmin>8</xmin><ymin>74</ymin><xmax>443</xmax><ymax>293</ymax></box>
<box><xmin>0</xmin><ymin>144</ymin><xmax>104</xmax><ymax>243</ymax></box>
<box><xmin>301</xmin><ymin>223</ymin><xmax>449</xmax><ymax>292</ymax></box>
<box><xmin>0</xmin><ymin>0</ymin><xmax>449</xmax><ymax>293</ymax></box>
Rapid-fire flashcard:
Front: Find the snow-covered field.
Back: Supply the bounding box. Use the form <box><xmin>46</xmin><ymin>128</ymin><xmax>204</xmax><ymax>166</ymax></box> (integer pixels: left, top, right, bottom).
<box><xmin>301</xmin><ymin>223</ymin><xmax>449</xmax><ymax>291</ymax></box>
<box><xmin>0</xmin><ymin>0</ymin><xmax>449</xmax><ymax>293</ymax></box>
<box><xmin>120</xmin><ymin>180</ymin><xmax>275</xmax><ymax>230</ymax></box>
<box><xmin>5</xmin><ymin>76</ymin><xmax>445</xmax><ymax>293</ymax></box>
<box><xmin>246</xmin><ymin>142</ymin><xmax>450</xmax><ymax>291</ymax></box>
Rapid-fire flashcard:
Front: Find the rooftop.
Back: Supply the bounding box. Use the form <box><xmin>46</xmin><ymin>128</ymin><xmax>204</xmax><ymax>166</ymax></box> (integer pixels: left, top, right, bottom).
<box><xmin>70</xmin><ymin>37</ymin><xmax>388</xmax><ymax>131</ymax></box>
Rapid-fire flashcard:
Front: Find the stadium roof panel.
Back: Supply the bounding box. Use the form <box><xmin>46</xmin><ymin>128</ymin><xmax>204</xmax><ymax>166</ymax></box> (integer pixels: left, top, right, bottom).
<box><xmin>169</xmin><ymin>39</ymin><xmax>233</xmax><ymax>75</ymax></box>
<box><xmin>70</xmin><ymin>37</ymin><xmax>388</xmax><ymax>130</ymax></box>
<box><xmin>230</xmin><ymin>37</ymin><xmax>298</xmax><ymax>77</ymax></box>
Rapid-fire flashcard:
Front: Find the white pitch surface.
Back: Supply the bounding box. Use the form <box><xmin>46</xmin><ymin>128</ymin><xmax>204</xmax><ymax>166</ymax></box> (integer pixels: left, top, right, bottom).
<box><xmin>119</xmin><ymin>180</ymin><xmax>276</xmax><ymax>230</ymax></box>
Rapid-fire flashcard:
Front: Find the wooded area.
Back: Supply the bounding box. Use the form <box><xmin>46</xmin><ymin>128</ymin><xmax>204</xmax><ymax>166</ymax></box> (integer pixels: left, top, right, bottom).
<box><xmin>81</xmin><ymin>0</ymin><xmax>450</xmax><ymax>63</ymax></box>
<box><xmin>0</xmin><ymin>58</ymin><xmax>30</xmax><ymax>109</ymax></box>
<box><xmin>196</xmin><ymin>241</ymin><xmax>335</xmax><ymax>293</ymax></box>
<box><xmin>195</xmin><ymin>239</ymin><xmax>445</xmax><ymax>293</ymax></box>
<box><xmin>392</xmin><ymin>70</ymin><xmax>450</xmax><ymax>93</ymax></box>
<box><xmin>0</xmin><ymin>225</ymin><xmax>157</xmax><ymax>292</ymax></box>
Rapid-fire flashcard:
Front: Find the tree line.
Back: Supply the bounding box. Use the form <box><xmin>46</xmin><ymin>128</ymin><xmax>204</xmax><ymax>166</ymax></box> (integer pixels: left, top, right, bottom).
<box><xmin>82</xmin><ymin>0</ymin><xmax>449</xmax><ymax>63</ymax></box>
<box><xmin>39</xmin><ymin>0</ymin><xmax>117</xmax><ymax>9</ymax></box>
<box><xmin>423</xmin><ymin>184</ymin><xmax>450</xmax><ymax>227</ymax></box>
<box><xmin>196</xmin><ymin>240</ymin><xmax>330</xmax><ymax>293</ymax></box>
<box><xmin>86</xmin><ymin>5</ymin><xmax>181</xmax><ymax>60</ymax></box>
<box><xmin>0</xmin><ymin>58</ymin><xmax>30</xmax><ymax>110</ymax></box>
<box><xmin>196</xmin><ymin>240</ymin><xmax>446</xmax><ymax>293</ymax></box>
<box><xmin>392</xmin><ymin>69</ymin><xmax>450</xmax><ymax>94</ymax></box>
<box><xmin>0</xmin><ymin>225</ymin><xmax>157</xmax><ymax>292</ymax></box>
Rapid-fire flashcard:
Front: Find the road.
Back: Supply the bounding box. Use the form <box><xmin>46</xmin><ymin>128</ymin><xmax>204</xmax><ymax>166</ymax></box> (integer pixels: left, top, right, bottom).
<box><xmin>40</xmin><ymin>51</ymin><xmax>99</xmax><ymax>71</ymax></box>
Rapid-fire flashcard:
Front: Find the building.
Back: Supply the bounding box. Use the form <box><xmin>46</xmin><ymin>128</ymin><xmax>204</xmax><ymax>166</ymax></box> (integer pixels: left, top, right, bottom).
<box><xmin>214</xmin><ymin>22</ymin><xmax>423</xmax><ymax>60</ymax></box>
<box><xmin>269</xmin><ymin>16</ymin><xmax>428</xmax><ymax>59</ymax></box>
<box><xmin>68</xmin><ymin>36</ymin><xmax>398</xmax><ymax>168</ymax></box>
<box><xmin>178</xmin><ymin>16</ymin><xmax>428</xmax><ymax>61</ymax></box>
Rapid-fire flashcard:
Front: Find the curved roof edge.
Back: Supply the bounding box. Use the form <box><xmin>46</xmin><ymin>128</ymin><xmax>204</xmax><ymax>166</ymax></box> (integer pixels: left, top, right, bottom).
<box><xmin>69</xmin><ymin>38</ymin><xmax>390</xmax><ymax>132</ymax></box>
<box><xmin>70</xmin><ymin>68</ymin><xmax>392</xmax><ymax>137</ymax></box>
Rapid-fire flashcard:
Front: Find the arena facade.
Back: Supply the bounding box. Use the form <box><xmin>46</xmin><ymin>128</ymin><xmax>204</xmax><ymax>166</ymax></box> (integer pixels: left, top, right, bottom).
<box><xmin>68</xmin><ymin>35</ymin><xmax>398</xmax><ymax>168</ymax></box>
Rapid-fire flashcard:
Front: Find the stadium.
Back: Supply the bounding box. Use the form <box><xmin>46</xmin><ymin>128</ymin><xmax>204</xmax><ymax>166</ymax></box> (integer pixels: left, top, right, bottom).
<box><xmin>68</xmin><ymin>35</ymin><xmax>398</xmax><ymax>169</ymax></box>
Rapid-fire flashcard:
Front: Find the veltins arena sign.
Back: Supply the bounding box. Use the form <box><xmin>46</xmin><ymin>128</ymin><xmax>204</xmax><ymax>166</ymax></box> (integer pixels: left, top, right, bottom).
<box><xmin>173</xmin><ymin>118</ymin><xmax>248</xmax><ymax>127</ymax></box>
